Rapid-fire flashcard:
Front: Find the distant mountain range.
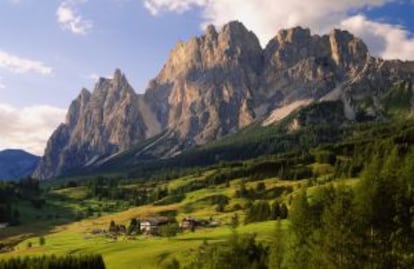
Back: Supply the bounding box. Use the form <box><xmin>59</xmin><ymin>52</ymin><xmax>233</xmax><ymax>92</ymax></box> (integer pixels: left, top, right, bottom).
<box><xmin>33</xmin><ymin>21</ymin><xmax>414</xmax><ymax>180</ymax></box>
<box><xmin>0</xmin><ymin>149</ymin><xmax>39</xmax><ymax>181</ymax></box>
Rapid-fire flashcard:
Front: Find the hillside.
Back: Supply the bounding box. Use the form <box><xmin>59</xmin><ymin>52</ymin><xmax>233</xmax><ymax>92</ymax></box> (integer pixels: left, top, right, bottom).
<box><xmin>2</xmin><ymin>118</ymin><xmax>414</xmax><ymax>268</ymax></box>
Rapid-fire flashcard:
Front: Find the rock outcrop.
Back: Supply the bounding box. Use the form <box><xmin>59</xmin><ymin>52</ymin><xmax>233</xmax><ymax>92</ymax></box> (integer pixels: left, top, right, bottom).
<box><xmin>33</xmin><ymin>70</ymin><xmax>158</xmax><ymax>179</ymax></box>
<box><xmin>34</xmin><ymin>21</ymin><xmax>414</xmax><ymax>179</ymax></box>
<box><xmin>146</xmin><ymin>21</ymin><xmax>262</xmax><ymax>145</ymax></box>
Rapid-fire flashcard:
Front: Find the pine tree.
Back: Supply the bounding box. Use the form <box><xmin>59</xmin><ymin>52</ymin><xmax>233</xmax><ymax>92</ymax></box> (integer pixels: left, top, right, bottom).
<box><xmin>286</xmin><ymin>188</ymin><xmax>312</xmax><ymax>269</ymax></box>
<box><xmin>39</xmin><ymin>236</ymin><xmax>46</xmax><ymax>246</ymax></box>
<box><xmin>108</xmin><ymin>220</ymin><xmax>117</xmax><ymax>233</ymax></box>
<box><xmin>269</xmin><ymin>220</ymin><xmax>286</xmax><ymax>269</ymax></box>
<box><xmin>271</xmin><ymin>201</ymin><xmax>281</xmax><ymax>220</ymax></box>
<box><xmin>320</xmin><ymin>185</ymin><xmax>362</xmax><ymax>269</ymax></box>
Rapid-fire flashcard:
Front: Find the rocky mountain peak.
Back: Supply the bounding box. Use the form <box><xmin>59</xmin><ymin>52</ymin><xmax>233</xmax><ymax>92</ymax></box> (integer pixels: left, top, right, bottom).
<box><xmin>156</xmin><ymin>21</ymin><xmax>262</xmax><ymax>83</ymax></box>
<box><xmin>33</xmin><ymin>70</ymin><xmax>157</xmax><ymax>179</ymax></box>
<box><xmin>66</xmin><ymin>88</ymin><xmax>91</xmax><ymax>129</ymax></box>
<box><xmin>113</xmin><ymin>68</ymin><xmax>123</xmax><ymax>80</ymax></box>
<box><xmin>205</xmin><ymin>24</ymin><xmax>218</xmax><ymax>39</ymax></box>
<box><xmin>276</xmin><ymin>26</ymin><xmax>312</xmax><ymax>44</ymax></box>
<box><xmin>112</xmin><ymin>68</ymin><xmax>129</xmax><ymax>89</ymax></box>
<box><xmin>34</xmin><ymin>21</ymin><xmax>414</xmax><ymax>179</ymax></box>
<box><xmin>328</xmin><ymin>29</ymin><xmax>369</xmax><ymax>67</ymax></box>
<box><xmin>221</xmin><ymin>20</ymin><xmax>249</xmax><ymax>36</ymax></box>
<box><xmin>79</xmin><ymin>87</ymin><xmax>91</xmax><ymax>98</ymax></box>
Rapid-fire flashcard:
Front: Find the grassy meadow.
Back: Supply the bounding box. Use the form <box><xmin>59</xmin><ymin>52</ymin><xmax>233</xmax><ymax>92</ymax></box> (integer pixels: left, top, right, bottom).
<box><xmin>0</xmin><ymin>166</ymin><xmax>308</xmax><ymax>268</ymax></box>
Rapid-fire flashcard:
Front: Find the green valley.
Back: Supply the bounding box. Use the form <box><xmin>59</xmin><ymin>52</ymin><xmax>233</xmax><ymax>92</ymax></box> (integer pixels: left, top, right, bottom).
<box><xmin>2</xmin><ymin>118</ymin><xmax>414</xmax><ymax>268</ymax></box>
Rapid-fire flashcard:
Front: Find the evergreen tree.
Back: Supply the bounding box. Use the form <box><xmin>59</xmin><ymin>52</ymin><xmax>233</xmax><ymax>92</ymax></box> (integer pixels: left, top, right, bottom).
<box><xmin>320</xmin><ymin>185</ymin><xmax>362</xmax><ymax>269</ymax></box>
<box><xmin>230</xmin><ymin>213</ymin><xmax>239</xmax><ymax>230</ymax></box>
<box><xmin>269</xmin><ymin>220</ymin><xmax>286</xmax><ymax>269</ymax></box>
<box><xmin>127</xmin><ymin>218</ymin><xmax>140</xmax><ymax>235</ymax></box>
<box><xmin>286</xmin><ymin>188</ymin><xmax>313</xmax><ymax>269</ymax></box>
<box><xmin>39</xmin><ymin>236</ymin><xmax>46</xmax><ymax>246</ymax></box>
<box><xmin>271</xmin><ymin>201</ymin><xmax>281</xmax><ymax>220</ymax></box>
<box><xmin>279</xmin><ymin>204</ymin><xmax>288</xmax><ymax>219</ymax></box>
<box><xmin>108</xmin><ymin>220</ymin><xmax>117</xmax><ymax>233</ymax></box>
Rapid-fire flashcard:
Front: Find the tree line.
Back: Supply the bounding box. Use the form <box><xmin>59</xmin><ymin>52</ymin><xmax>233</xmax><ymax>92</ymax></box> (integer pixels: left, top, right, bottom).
<box><xmin>164</xmin><ymin>144</ymin><xmax>414</xmax><ymax>268</ymax></box>
<box><xmin>0</xmin><ymin>254</ymin><xmax>105</xmax><ymax>269</ymax></box>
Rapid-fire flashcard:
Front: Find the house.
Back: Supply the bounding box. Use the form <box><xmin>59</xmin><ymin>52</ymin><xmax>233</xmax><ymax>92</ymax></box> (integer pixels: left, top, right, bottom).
<box><xmin>180</xmin><ymin>217</ymin><xmax>210</xmax><ymax>230</ymax></box>
<box><xmin>140</xmin><ymin>217</ymin><xmax>171</xmax><ymax>235</ymax></box>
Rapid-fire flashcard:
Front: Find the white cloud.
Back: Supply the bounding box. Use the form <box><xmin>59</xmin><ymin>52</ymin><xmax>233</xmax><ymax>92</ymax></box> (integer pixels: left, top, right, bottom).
<box><xmin>341</xmin><ymin>14</ymin><xmax>414</xmax><ymax>60</ymax></box>
<box><xmin>0</xmin><ymin>104</ymin><xmax>66</xmax><ymax>155</ymax></box>
<box><xmin>143</xmin><ymin>0</ymin><xmax>414</xmax><ymax>60</ymax></box>
<box><xmin>0</xmin><ymin>50</ymin><xmax>52</xmax><ymax>75</ymax></box>
<box><xmin>87</xmin><ymin>73</ymin><xmax>99</xmax><ymax>81</ymax></box>
<box><xmin>57</xmin><ymin>0</ymin><xmax>92</xmax><ymax>35</ymax></box>
<box><xmin>144</xmin><ymin>0</ymin><xmax>208</xmax><ymax>15</ymax></box>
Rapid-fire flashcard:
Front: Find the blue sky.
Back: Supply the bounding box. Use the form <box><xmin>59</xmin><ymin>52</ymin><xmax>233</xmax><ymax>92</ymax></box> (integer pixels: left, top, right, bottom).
<box><xmin>0</xmin><ymin>0</ymin><xmax>204</xmax><ymax>108</ymax></box>
<box><xmin>0</xmin><ymin>0</ymin><xmax>413</xmax><ymax>154</ymax></box>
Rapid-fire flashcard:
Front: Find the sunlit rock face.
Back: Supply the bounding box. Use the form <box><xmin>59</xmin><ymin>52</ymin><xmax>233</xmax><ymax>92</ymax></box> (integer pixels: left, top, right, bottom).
<box><xmin>34</xmin><ymin>21</ymin><xmax>414</xmax><ymax>179</ymax></box>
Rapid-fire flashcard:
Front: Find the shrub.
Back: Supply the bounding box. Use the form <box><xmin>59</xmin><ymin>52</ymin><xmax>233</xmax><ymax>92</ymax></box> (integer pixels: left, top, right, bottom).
<box><xmin>160</xmin><ymin>223</ymin><xmax>180</xmax><ymax>238</ymax></box>
<box><xmin>39</xmin><ymin>236</ymin><xmax>45</xmax><ymax>246</ymax></box>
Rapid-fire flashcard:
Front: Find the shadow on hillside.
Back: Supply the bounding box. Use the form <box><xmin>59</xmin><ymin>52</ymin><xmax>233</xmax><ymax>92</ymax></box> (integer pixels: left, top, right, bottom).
<box><xmin>0</xmin><ymin>191</ymin><xmax>88</xmax><ymax>250</ymax></box>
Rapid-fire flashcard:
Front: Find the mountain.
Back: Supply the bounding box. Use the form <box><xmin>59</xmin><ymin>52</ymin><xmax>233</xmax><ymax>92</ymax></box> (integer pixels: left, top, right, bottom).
<box><xmin>0</xmin><ymin>149</ymin><xmax>40</xmax><ymax>181</ymax></box>
<box><xmin>33</xmin><ymin>70</ymin><xmax>159</xmax><ymax>179</ymax></box>
<box><xmin>34</xmin><ymin>21</ymin><xmax>414</xmax><ymax>179</ymax></box>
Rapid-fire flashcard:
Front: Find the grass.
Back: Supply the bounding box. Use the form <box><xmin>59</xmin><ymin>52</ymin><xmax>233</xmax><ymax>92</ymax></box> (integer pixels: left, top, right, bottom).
<box><xmin>1</xmin><ymin>219</ymin><xmax>284</xmax><ymax>269</ymax></box>
<box><xmin>0</xmin><ymin>163</ymin><xmax>355</xmax><ymax>268</ymax></box>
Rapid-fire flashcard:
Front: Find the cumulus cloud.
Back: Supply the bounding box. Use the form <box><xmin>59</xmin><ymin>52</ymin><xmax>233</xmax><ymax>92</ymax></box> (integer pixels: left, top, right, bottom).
<box><xmin>143</xmin><ymin>0</ymin><xmax>414</xmax><ymax>60</ymax></box>
<box><xmin>341</xmin><ymin>14</ymin><xmax>414</xmax><ymax>60</ymax></box>
<box><xmin>144</xmin><ymin>0</ymin><xmax>208</xmax><ymax>15</ymax></box>
<box><xmin>57</xmin><ymin>0</ymin><xmax>93</xmax><ymax>35</ymax></box>
<box><xmin>0</xmin><ymin>104</ymin><xmax>66</xmax><ymax>155</ymax></box>
<box><xmin>0</xmin><ymin>50</ymin><xmax>52</xmax><ymax>75</ymax></box>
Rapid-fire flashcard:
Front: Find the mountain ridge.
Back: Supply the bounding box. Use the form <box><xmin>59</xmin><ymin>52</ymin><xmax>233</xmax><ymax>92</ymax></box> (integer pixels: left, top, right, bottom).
<box><xmin>0</xmin><ymin>149</ymin><xmax>40</xmax><ymax>181</ymax></box>
<box><xmin>34</xmin><ymin>21</ymin><xmax>414</xmax><ymax>179</ymax></box>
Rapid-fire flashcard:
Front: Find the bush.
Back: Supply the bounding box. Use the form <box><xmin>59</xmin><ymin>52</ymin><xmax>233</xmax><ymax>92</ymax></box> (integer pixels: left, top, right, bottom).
<box><xmin>160</xmin><ymin>223</ymin><xmax>180</xmax><ymax>238</ymax></box>
<box><xmin>161</xmin><ymin>258</ymin><xmax>180</xmax><ymax>269</ymax></box>
<box><xmin>245</xmin><ymin>200</ymin><xmax>272</xmax><ymax>224</ymax></box>
<box><xmin>314</xmin><ymin>150</ymin><xmax>336</xmax><ymax>165</ymax></box>
<box><xmin>39</xmin><ymin>236</ymin><xmax>45</xmax><ymax>246</ymax></box>
<box><xmin>188</xmin><ymin>233</ymin><xmax>268</xmax><ymax>269</ymax></box>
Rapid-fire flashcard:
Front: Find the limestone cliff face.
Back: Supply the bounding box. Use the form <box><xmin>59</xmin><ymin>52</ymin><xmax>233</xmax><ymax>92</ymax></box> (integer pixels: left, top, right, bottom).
<box><xmin>33</xmin><ymin>70</ymin><xmax>158</xmax><ymax>179</ymax></box>
<box><xmin>257</xmin><ymin>27</ymin><xmax>370</xmax><ymax>117</ymax></box>
<box><xmin>34</xmin><ymin>21</ymin><xmax>414</xmax><ymax>179</ymax></box>
<box><xmin>146</xmin><ymin>21</ymin><xmax>262</xmax><ymax>146</ymax></box>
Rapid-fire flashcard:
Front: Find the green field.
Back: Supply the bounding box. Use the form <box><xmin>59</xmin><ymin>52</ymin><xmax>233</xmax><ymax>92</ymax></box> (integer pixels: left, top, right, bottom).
<box><xmin>0</xmin><ymin>166</ymin><xmax>305</xmax><ymax>268</ymax></box>
<box><xmin>2</xmin><ymin>220</ymin><xmax>283</xmax><ymax>269</ymax></box>
<box><xmin>1</xmin><ymin>155</ymin><xmax>363</xmax><ymax>268</ymax></box>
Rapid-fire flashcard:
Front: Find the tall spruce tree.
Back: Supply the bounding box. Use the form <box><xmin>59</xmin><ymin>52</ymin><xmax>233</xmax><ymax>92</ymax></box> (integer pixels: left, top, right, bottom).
<box><xmin>286</xmin><ymin>188</ymin><xmax>313</xmax><ymax>269</ymax></box>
